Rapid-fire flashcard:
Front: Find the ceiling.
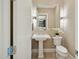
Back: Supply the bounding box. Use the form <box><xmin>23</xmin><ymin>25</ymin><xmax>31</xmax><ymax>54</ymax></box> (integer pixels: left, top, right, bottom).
<box><xmin>32</xmin><ymin>0</ymin><xmax>64</xmax><ymax>8</ymax></box>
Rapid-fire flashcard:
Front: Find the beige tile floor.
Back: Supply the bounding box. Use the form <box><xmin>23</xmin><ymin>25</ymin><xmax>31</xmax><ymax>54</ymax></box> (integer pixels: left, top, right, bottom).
<box><xmin>32</xmin><ymin>52</ymin><xmax>72</xmax><ymax>59</ymax></box>
<box><xmin>32</xmin><ymin>52</ymin><xmax>56</xmax><ymax>59</ymax></box>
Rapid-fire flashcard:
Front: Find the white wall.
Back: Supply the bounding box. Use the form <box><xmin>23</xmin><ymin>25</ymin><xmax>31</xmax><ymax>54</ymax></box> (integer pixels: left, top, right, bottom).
<box><xmin>37</xmin><ymin>8</ymin><xmax>56</xmax><ymax>28</ymax></box>
<box><xmin>55</xmin><ymin>5</ymin><xmax>60</xmax><ymax>28</ymax></box>
<box><xmin>60</xmin><ymin>0</ymin><xmax>75</xmax><ymax>56</ymax></box>
<box><xmin>75</xmin><ymin>0</ymin><xmax>78</xmax><ymax>51</ymax></box>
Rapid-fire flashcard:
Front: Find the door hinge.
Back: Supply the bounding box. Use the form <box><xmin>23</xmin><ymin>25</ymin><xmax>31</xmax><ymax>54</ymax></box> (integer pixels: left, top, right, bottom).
<box><xmin>7</xmin><ymin>46</ymin><xmax>13</xmax><ymax>56</ymax></box>
<box><xmin>7</xmin><ymin>46</ymin><xmax>16</xmax><ymax>56</ymax></box>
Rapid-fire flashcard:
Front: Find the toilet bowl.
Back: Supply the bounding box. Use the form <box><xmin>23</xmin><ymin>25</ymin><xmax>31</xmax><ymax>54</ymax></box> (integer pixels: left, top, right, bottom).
<box><xmin>52</xmin><ymin>36</ymin><xmax>68</xmax><ymax>59</ymax></box>
<box><xmin>56</xmin><ymin>45</ymin><xmax>68</xmax><ymax>59</ymax></box>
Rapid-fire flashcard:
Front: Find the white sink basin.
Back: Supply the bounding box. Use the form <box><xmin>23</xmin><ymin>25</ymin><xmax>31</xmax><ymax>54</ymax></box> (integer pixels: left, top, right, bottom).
<box><xmin>32</xmin><ymin>34</ymin><xmax>51</xmax><ymax>58</ymax></box>
<box><xmin>32</xmin><ymin>34</ymin><xmax>51</xmax><ymax>41</ymax></box>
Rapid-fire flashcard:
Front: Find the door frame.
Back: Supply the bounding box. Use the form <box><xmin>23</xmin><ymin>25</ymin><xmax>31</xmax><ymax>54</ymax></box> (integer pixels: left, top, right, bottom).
<box><xmin>2</xmin><ymin>0</ymin><xmax>10</xmax><ymax>59</ymax></box>
<box><xmin>2</xmin><ymin>0</ymin><xmax>32</xmax><ymax>59</ymax></box>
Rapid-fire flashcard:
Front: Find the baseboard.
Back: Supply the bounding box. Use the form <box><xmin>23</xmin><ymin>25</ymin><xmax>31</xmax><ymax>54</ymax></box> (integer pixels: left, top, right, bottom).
<box><xmin>32</xmin><ymin>48</ymin><xmax>56</xmax><ymax>53</ymax></box>
<box><xmin>68</xmin><ymin>53</ymin><xmax>75</xmax><ymax>59</ymax></box>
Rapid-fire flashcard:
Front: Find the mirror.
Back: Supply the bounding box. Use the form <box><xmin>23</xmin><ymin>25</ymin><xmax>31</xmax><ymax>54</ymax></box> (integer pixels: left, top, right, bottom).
<box><xmin>32</xmin><ymin>0</ymin><xmax>64</xmax><ymax>34</ymax></box>
<box><xmin>37</xmin><ymin>14</ymin><xmax>48</xmax><ymax>30</ymax></box>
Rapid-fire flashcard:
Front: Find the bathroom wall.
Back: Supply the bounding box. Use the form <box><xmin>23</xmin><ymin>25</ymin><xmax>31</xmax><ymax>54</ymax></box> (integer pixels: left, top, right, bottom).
<box><xmin>32</xmin><ymin>8</ymin><xmax>56</xmax><ymax>49</ymax></box>
<box><xmin>60</xmin><ymin>0</ymin><xmax>75</xmax><ymax>56</ymax></box>
<box><xmin>32</xmin><ymin>39</ymin><xmax>54</xmax><ymax>49</ymax></box>
<box><xmin>37</xmin><ymin>8</ymin><xmax>56</xmax><ymax>28</ymax></box>
<box><xmin>54</xmin><ymin>5</ymin><xmax>60</xmax><ymax>28</ymax></box>
<box><xmin>32</xmin><ymin>8</ymin><xmax>58</xmax><ymax>35</ymax></box>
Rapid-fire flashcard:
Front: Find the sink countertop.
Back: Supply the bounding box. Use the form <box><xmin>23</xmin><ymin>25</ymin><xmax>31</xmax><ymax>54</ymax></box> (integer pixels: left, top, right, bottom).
<box><xmin>32</xmin><ymin>34</ymin><xmax>51</xmax><ymax>40</ymax></box>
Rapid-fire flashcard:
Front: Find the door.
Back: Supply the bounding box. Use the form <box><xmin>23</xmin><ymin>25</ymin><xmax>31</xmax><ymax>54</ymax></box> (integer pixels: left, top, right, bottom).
<box><xmin>2</xmin><ymin>0</ymin><xmax>32</xmax><ymax>59</ymax></box>
<box><xmin>2</xmin><ymin>0</ymin><xmax>10</xmax><ymax>59</ymax></box>
<box><xmin>0</xmin><ymin>0</ymin><xmax>3</xmax><ymax>59</ymax></box>
<box><xmin>13</xmin><ymin>0</ymin><xmax>32</xmax><ymax>59</ymax></box>
<box><xmin>75</xmin><ymin>0</ymin><xmax>78</xmax><ymax>59</ymax></box>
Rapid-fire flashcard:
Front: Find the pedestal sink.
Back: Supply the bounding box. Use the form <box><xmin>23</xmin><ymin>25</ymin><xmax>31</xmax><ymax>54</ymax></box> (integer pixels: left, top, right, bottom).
<box><xmin>32</xmin><ymin>34</ymin><xmax>51</xmax><ymax>58</ymax></box>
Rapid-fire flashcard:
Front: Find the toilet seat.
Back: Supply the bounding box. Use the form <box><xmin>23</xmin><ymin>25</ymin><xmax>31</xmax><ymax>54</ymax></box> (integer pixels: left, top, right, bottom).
<box><xmin>56</xmin><ymin>46</ymin><xmax>68</xmax><ymax>53</ymax></box>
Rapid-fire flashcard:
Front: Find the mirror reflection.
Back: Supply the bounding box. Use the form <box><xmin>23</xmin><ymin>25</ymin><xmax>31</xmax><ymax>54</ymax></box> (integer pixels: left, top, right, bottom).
<box><xmin>32</xmin><ymin>0</ymin><xmax>63</xmax><ymax>35</ymax></box>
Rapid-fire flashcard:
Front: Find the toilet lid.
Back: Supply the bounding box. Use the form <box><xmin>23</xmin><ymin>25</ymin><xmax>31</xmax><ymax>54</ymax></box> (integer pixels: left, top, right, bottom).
<box><xmin>56</xmin><ymin>46</ymin><xmax>68</xmax><ymax>53</ymax></box>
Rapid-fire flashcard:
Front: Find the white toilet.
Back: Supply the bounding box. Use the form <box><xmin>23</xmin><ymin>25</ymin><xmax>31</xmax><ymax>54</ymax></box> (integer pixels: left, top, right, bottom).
<box><xmin>53</xmin><ymin>35</ymin><xmax>68</xmax><ymax>59</ymax></box>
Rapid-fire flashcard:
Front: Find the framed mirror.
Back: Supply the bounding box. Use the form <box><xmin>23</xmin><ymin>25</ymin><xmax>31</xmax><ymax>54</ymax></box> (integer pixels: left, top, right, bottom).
<box><xmin>37</xmin><ymin>14</ymin><xmax>48</xmax><ymax>30</ymax></box>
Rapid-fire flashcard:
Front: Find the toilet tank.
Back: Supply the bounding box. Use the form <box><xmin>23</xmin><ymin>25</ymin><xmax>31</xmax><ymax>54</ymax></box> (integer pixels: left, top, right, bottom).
<box><xmin>53</xmin><ymin>36</ymin><xmax>62</xmax><ymax>46</ymax></box>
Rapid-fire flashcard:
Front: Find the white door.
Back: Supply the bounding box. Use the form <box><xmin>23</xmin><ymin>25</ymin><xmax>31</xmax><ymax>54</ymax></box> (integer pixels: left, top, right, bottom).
<box><xmin>1</xmin><ymin>0</ymin><xmax>32</xmax><ymax>59</ymax></box>
<box><xmin>0</xmin><ymin>0</ymin><xmax>3</xmax><ymax>59</ymax></box>
<box><xmin>13</xmin><ymin>0</ymin><xmax>32</xmax><ymax>59</ymax></box>
<box><xmin>75</xmin><ymin>13</ymin><xmax>78</xmax><ymax>59</ymax></box>
<box><xmin>2</xmin><ymin>0</ymin><xmax>10</xmax><ymax>59</ymax></box>
<box><xmin>75</xmin><ymin>0</ymin><xmax>78</xmax><ymax>59</ymax></box>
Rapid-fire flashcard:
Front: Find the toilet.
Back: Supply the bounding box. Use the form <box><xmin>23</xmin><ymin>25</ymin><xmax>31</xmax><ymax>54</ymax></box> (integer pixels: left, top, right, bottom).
<box><xmin>53</xmin><ymin>35</ymin><xmax>68</xmax><ymax>59</ymax></box>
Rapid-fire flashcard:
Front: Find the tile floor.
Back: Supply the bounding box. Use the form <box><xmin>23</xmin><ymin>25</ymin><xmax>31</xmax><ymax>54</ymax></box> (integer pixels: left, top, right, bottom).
<box><xmin>32</xmin><ymin>52</ymin><xmax>56</xmax><ymax>59</ymax></box>
<box><xmin>32</xmin><ymin>52</ymin><xmax>72</xmax><ymax>59</ymax></box>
